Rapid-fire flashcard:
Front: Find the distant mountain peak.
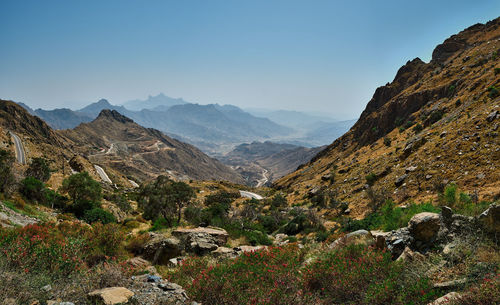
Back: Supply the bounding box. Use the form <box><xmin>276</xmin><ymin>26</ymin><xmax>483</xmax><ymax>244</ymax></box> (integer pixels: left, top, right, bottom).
<box><xmin>96</xmin><ymin>109</ymin><xmax>134</xmax><ymax>124</ymax></box>
<box><xmin>96</xmin><ymin>98</ymin><xmax>111</xmax><ymax>105</ymax></box>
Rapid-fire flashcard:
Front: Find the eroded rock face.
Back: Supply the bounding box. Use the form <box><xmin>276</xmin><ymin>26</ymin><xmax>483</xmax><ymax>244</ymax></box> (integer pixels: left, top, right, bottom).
<box><xmin>408</xmin><ymin>212</ymin><xmax>440</xmax><ymax>244</ymax></box>
<box><xmin>142</xmin><ymin>234</ymin><xmax>182</xmax><ymax>265</ymax></box>
<box><xmin>329</xmin><ymin>229</ymin><xmax>375</xmax><ymax>249</ymax></box>
<box><xmin>478</xmin><ymin>204</ymin><xmax>500</xmax><ymax>235</ymax></box>
<box><xmin>172</xmin><ymin>227</ymin><xmax>228</xmax><ymax>246</ymax></box>
<box><xmin>88</xmin><ymin>287</ymin><xmax>134</xmax><ymax>305</ymax></box>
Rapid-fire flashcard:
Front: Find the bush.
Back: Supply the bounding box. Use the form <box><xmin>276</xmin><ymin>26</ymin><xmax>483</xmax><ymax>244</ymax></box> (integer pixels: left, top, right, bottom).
<box><xmin>413</xmin><ymin>123</ymin><xmax>424</xmax><ymax>134</ymax></box>
<box><xmin>270</xmin><ymin>193</ymin><xmax>287</xmax><ymax>209</ymax></box>
<box><xmin>150</xmin><ymin>217</ymin><xmax>174</xmax><ymax>231</ymax></box>
<box><xmin>495</xmin><ymin>68</ymin><xmax>500</xmax><ymax>75</ymax></box>
<box><xmin>70</xmin><ymin>199</ymin><xmax>101</xmax><ymax>218</ymax></box>
<box><xmin>487</xmin><ymin>86</ymin><xmax>499</xmax><ymax>98</ymax></box>
<box><xmin>184</xmin><ymin>205</ymin><xmax>202</xmax><ymax>225</ymax></box>
<box><xmin>0</xmin><ymin>149</ymin><xmax>15</xmax><ymax>195</ymax></box>
<box><xmin>20</xmin><ymin>177</ymin><xmax>46</xmax><ymax>203</ymax></box>
<box><xmin>365</xmin><ymin>173</ymin><xmax>377</xmax><ymax>186</ymax></box>
<box><xmin>383</xmin><ymin>137</ymin><xmax>391</xmax><ymax>147</ymax></box>
<box><xmin>0</xmin><ymin>222</ymin><xmax>126</xmax><ymax>276</ymax></box>
<box><xmin>457</xmin><ymin>275</ymin><xmax>499</xmax><ymax>305</ymax></box>
<box><xmin>443</xmin><ymin>183</ymin><xmax>458</xmax><ymax>205</ymax></box>
<box><xmin>341</xmin><ymin>200</ymin><xmax>440</xmax><ymax>232</ymax></box>
<box><xmin>83</xmin><ymin>208</ymin><xmax>116</xmax><ymax>224</ymax></box>
<box><xmin>428</xmin><ymin>110</ymin><xmax>443</xmax><ymax>125</ymax></box>
<box><xmin>303</xmin><ymin>246</ymin><xmax>437</xmax><ymax>304</ymax></box>
<box><xmin>26</xmin><ymin>157</ymin><xmax>51</xmax><ymax>182</ymax></box>
<box><xmin>60</xmin><ymin>172</ymin><xmax>102</xmax><ymax>204</ymax></box>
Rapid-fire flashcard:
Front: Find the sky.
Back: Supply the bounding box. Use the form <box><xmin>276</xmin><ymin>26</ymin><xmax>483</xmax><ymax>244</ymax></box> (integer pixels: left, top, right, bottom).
<box><xmin>1</xmin><ymin>0</ymin><xmax>499</xmax><ymax>119</ymax></box>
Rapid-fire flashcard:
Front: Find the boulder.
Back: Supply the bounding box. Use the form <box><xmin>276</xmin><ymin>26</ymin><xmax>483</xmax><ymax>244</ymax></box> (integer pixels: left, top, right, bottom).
<box><xmin>477</xmin><ymin>203</ymin><xmax>500</xmax><ymax>234</ymax></box>
<box><xmin>433</xmin><ymin>278</ymin><xmax>467</xmax><ymax>289</ymax></box>
<box><xmin>125</xmin><ymin>257</ymin><xmax>151</xmax><ymax>270</ymax></box>
<box><xmin>142</xmin><ymin>234</ymin><xmax>182</xmax><ymax>265</ymax></box>
<box><xmin>396</xmin><ymin>246</ymin><xmax>425</xmax><ymax>262</ymax></box>
<box><xmin>427</xmin><ymin>292</ymin><xmax>461</xmax><ymax>305</ymax></box>
<box><xmin>172</xmin><ymin>227</ymin><xmax>228</xmax><ymax>246</ymax></box>
<box><xmin>486</xmin><ymin>110</ymin><xmax>499</xmax><ymax>122</ymax></box>
<box><xmin>395</xmin><ymin>174</ymin><xmax>408</xmax><ymax>187</ymax></box>
<box><xmin>236</xmin><ymin>245</ymin><xmax>266</xmax><ymax>253</ymax></box>
<box><xmin>329</xmin><ymin>230</ymin><xmax>375</xmax><ymax>249</ymax></box>
<box><xmin>211</xmin><ymin>246</ymin><xmax>238</xmax><ymax>259</ymax></box>
<box><xmin>88</xmin><ymin>287</ymin><xmax>134</xmax><ymax>305</ymax></box>
<box><xmin>408</xmin><ymin>212</ymin><xmax>440</xmax><ymax>243</ymax></box>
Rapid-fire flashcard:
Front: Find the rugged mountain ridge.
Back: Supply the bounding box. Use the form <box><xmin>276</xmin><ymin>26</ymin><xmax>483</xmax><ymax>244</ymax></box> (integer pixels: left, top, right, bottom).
<box><xmin>275</xmin><ymin>17</ymin><xmax>500</xmax><ymax>217</ymax></box>
<box><xmin>59</xmin><ymin>109</ymin><xmax>245</xmax><ymax>183</ymax></box>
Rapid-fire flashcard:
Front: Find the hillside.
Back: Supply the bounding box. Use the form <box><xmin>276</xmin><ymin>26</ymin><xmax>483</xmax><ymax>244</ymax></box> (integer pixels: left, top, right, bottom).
<box><xmin>220</xmin><ymin>141</ymin><xmax>325</xmax><ymax>186</ymax></box>
<box><xmin>59</xmin><ymin>110</ymin><xmax>245</xmax><ymax>183</ymax></box>
<box><xmin>275</xmin><ymin>17</ymin><xmax>500</xmax><ymax>218</ymax></box>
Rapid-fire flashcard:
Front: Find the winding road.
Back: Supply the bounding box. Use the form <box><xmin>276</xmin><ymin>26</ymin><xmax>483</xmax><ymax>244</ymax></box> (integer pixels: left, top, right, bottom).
<box><xmin>9</xmin><ymin>131</ymin><xmax>26</xmax><ymax>164</ymax></box>
<box><xmin>94</xmin><ymin>165</ymin><xmax>112</xmax><ymax>183</ymax></box>
<box><xmin>239</xmin><ymin>190</ymin><xmax>264</xmax><ymax>200</ymax></box>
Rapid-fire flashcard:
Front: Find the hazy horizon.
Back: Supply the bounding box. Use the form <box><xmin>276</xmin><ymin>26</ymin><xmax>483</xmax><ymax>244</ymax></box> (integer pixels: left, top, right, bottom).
<box><xmin>1</xmin><ymin>0</ymin><xmax>499</xmax><ymax>119</ymax></box>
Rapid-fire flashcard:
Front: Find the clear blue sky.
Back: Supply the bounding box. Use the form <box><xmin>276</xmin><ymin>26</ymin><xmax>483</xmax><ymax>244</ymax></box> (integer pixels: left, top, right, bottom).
<box><xmin>1</xmin><ymin>0</ymin><xmax>499</xmax><ymax>118</ymax></box>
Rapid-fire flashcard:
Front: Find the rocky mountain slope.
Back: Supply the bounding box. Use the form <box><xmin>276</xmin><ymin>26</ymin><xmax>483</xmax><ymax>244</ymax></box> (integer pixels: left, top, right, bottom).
<box><xmin>275</xmin><ymin>17</ymin><xmax>500</xmax><ymax>218</ymax></box>
<box><xmin>59</xmin><ymin>109</ymin><xmax>245</xmax><ymax>183</ymax></box>
<box><xmin>220</xmin><ymin>141</ymin><xmax>325</xmax><ymax>186</ymax></box>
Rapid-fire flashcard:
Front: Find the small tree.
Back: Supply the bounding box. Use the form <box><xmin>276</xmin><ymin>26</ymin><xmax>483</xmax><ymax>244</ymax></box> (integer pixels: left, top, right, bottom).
<box><xmin>26</xmin><ymin>157</ymin><xmax>51</xmax><ymax>182</ymax></box>
<box><xmin>0</xmin><ymin>149</ymin><xmax>15</xmax><ymax>195</ymax></box>
<box><xmin>60</xmin><ymin>172</ymin><xmax>102</xmax><ymax>204</ymax></box>
<box><xmin>138</xmin><ymin>176</ymin><xmax>195</xmax><ymax>225</ymax></box>
<box><xmin>20</xmin><ymin>177</ymin><xmax>46</xmax><ymax>203</ymax></box>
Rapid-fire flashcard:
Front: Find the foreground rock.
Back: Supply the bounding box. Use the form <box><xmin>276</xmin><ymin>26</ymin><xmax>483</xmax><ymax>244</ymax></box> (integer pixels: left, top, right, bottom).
<box><xmin>329</xmin><ymin>230</ymin><xmax>375</xmax><ymax>249</ymax></box>
<box><xmin>142</xmin><ymin>234</ymin><xmax>182</xmax><ymax>265</ymax></box>
<box><xmin>129</xmin><ymin>274</ymin><xmax>188</xmax><ymax>304</ymax></box>
<box><xmin>477</xmin><ymin>203</ymin><xmax>499</xmax><ymax>234</ymax></box>
<box><xmin>408</xmin><ymin>212</ymin><xmax>440</xmax><ymax>245</ymax></box>
<box><xmin>427</xmin><ymin>292</ymin><xmax>461</xmax><ymax>305</ymax></box>
<box><xmin>173</xmin><ymin>227</ymin><xmax>229</xmax><ymax>255</ymax></box>
<box><xmin>88</xmin><ymin>287</ymin><xmax>134</xmax><ymax>305</ymax></box>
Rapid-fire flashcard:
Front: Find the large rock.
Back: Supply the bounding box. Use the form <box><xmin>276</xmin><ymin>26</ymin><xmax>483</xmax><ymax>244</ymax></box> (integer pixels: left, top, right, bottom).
<box><xmin>329</xmin><ymin>229</ymin><xmax>375</xmax><ymax>249</ymax></box>
<box><xmin>427</xmin><ymin>292</ymin><xmax>461</xmax><ymax>305</ymax></box>
<box><xmin>477</xmin><ymin>203</ymin><xmax>500</xmax><ymax>234</ymax></box>
<box><xmin>172</xmin><ymin>227</ymin><xmax>228</xmax><ymax>246</ymax></box>
<box><xmin>142</xmin><ymin>234</ymin><xmax>182</xmax><ymax>265</ymax></box>
<box><xmin>408</xmin><ymin>212</ymin><xmax>440</xmax><ymax>243</ymax></box>
<box><xmin>88</xmin><ymin>287</ymin><xmax>134</xmax><ymax>305</ymax></box>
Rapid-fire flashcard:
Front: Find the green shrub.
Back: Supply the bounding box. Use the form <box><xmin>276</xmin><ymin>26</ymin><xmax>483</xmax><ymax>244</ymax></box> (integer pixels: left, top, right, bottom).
<box><xmin>26</xmin><ymin>157</ymin><xmax>51</xmax><ymax>182</ymax></box>
<box><xmin>443</xmin><ymin>183</ymin><xmax>458</xmax><ymax>205</ymax></box>
<box><xmin>20</xmin><ymin>177</ymin><xmax>46</xmax><ymax>203</ymax></box>
<box><xmin>428</xmin><ymin>110</ymin><xmax>443</xmax><ymax>125</ymax></box>
<box><xmin>0</xmin><ymin>149</ymin><xmax>15</xmax><ymax>195</ymax></box>
<box><xmin>494</xmin><ymin>68</ymin><xmax>500</xmax><ymax>75</ymax></box>
<box><xmin>413</xmin><ymin>123</ymin><xmax>423</xmax><ymax>133</ymax></box>
<box><xmin>70</xmin><ymin>199</ymin><xmax>101</xmax><ymax>218</ymax></box>
<box><xmin>150</xmin><ymin>217</ymin><xmax>174</xmax><ymax>231</ymax></box>
<box><xmin>365</xmin><ymin>173</ymin><xmax>377</xmax><ymax>186</ymax></box>
<box><xmin>341</xmin><ymin>200</ymin><xmax>440</xmax><ymax>232</ymax></box>
<box><xmin>487</xmin><ymin>86</ymin><xmax>499</xmax><ymax>98</ymax></box>
<box><xmin>184</xmin><ymin>205</ymin><xmax>202</xmax><ymax>225</ymax></box>
<box><xmin>303</xmin><ymin>246</ymin><xmax>437</xmax><ymax>304</ymax></box>
<box><xmin>270</xmin><ymin>193</ymin><xmax>287</xmax><ymax>209</ymax></box>
<box><xmin>60</xmin><ymin>172</ymin><xmax>102</xmax><ymax>204</ymax></box>
<box><xmin>383</xmin><ymin>137</ymin><xmax>391</xmax><ymax>147</ymax></box>
<box><xmin>83</xmin><ymin>208</ymin><xmax>116</xmax><ymax>224</ymax></box>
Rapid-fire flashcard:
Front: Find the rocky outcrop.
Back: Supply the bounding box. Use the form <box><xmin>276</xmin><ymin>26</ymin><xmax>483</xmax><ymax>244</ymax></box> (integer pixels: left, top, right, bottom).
<box><xmin>173</xmin><ymin>227</ymin><xmax>228</xmax><ymax>248</ymax></box>
<box><xmin>128</xmin><ymin>274</ymin><xmax>189</xmax><ymax>304</ymax></box>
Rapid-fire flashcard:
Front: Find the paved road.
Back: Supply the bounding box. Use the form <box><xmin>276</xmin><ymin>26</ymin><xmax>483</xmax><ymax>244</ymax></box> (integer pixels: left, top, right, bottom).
<box><xmin>239</xmin><ymin>190</ymin><xmax>264</xmax><ymax>200</ymax></box>
<box><xmin>256</xmin><ymin>169</ymin><xmax>269</xmax><ymax>188</ymax></box>
<box><xmin>9</xmin><ymin>131</ymin><xmax>26</xmax><ymax>164</ymax></box>
<box><xmin>94</xmin><ymin>165</ymin><xmax>112</xmax><ymax>183</ymax></box>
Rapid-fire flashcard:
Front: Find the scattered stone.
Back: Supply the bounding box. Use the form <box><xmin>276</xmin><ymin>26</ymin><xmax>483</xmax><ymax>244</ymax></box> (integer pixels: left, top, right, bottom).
<box><xmin>477</xmin><ymin>173</ymin><xmax>485</xmax><ymax>179</ymax></box>
<box><xmin>126</xmin><ymin>257</ymin><xmax>151</xmax><ymax>269</ymax></box>
<box><xmin>88</xmin><ymin>287</ymin><xmax>134</xmax><ymax>305</ymax></box>
<box><xmin>405</xmin><ymin>166</ymin><xmax>418</xmax><ymax>173</ymax></box>
<box><xmin>321</xmin><ymin>173</ymin><xmax>333</xmax><ymax>182</ymax></box>
<box><xmin>486</xmin><ymin>110</ymin><xmax>499</xmax><ymax>122</ymax></box>
<box><xmin>41</xmin><ymin>284</ymin><xmax>52</xmax><ymax>292</ymax></box>
<box><xmin>236</xmin><ymin>245</ymin><xmax>266</xmax><ymax>253</ymax></box>
<box><xmin>427</xmin><ymin>292</ymin><xmax>461</xmax><ymax>305</ymax></box>
<box><xmin>433</xmin><ymin>278</ymin><xmax>467</xmax><ymax>289</ymax></box>
<box><xmin>396</xmin><ymin>246</ymin><xmax>425</xmax><ymax>262</ymax></box>
<box><xmin>147</xmin><ymin>275</ymin><xmax>162</xmax><ymax>283</ymax></box>
<box><xmin>425</xmin><ymin>174</ymin><xmax>433</xmax><ymax>180</ymax></box>
<box><xmin>408</xmin><ymin>212</ymin><xmax>440</xmax><ymax>244</ymax></box>
<box><xmin>395</xmin><ymin>174</ymin><xmax>408</xmax><ymax>187</ymax></box>
<box><xmin>329</xmin><ymin>230</ymin><xmax>375</xmax><ymax>249</ymax></box>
